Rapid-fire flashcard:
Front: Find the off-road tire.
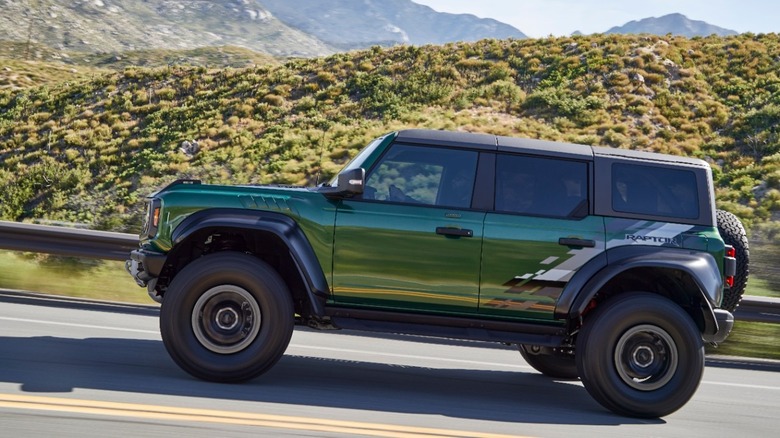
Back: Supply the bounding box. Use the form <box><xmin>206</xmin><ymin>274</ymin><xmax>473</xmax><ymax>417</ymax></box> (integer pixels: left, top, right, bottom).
<box><xmin>576</xmin><ymin>292</ymin><xmax>704</xmax><ymax>418</ymax></box>
<box><xmin>160</xmin><ymin>251</ymin><xmax>294</xmax><ymax>382</ymax></box>
<box><xmin>518</xmin><ymin>345</ymin><xmax>578</xmax><ymax>380</ymax></box>
<box><xmin>716</xmin><ymin>209</ymin><xmax>749</xmax><ymax>312</ymax></box>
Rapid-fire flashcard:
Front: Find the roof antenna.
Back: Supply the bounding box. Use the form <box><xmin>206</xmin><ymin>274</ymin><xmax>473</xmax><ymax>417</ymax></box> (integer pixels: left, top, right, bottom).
<box><xmin>314</xmin><ymin>130</ymin><xmax>327</xmax><ymax>186</ymax></box>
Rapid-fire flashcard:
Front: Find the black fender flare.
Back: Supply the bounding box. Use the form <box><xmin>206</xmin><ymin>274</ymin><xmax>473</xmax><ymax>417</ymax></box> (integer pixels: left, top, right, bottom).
<box><xmin>555</xmin><ymin>246</ymin><xmax>724</xmax><ymax>337</ymax></box>
<box><xmin>170</xmin><ymin>208</ymin><xmax>330</xmax><ymax>317</ymax></box>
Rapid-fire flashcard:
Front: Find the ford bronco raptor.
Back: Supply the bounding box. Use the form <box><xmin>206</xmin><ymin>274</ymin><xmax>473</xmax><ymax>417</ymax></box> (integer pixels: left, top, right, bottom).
<box><xmin>127</xmin><ymin>129</ymin><xmax>746</xmax><ymax>418</ymax></box>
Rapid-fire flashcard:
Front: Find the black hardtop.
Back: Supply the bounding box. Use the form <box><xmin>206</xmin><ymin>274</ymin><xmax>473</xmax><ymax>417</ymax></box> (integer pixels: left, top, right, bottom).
<box><xmin>395</xmin><ymin>129</ymin><xmax>591</xmax><ymax>160</ymax></box>
<box><xmin>592</xmin><ymin>145</ymin><xmax>710</xmax><ymax>168</ymax></box>
<box><xmin>395</xmin><ymin>129</ymin><xmax>497</xmax><ymax>150</ymax></box>
<box><xmin>394</xmin><ymin>129</ymin><xmax>709</xmax><ymax>167</ymax></box>
<box><xmin>497</xmin><ymin>135</ymin><xmax>592</xmax><ymax>161</ymax></box>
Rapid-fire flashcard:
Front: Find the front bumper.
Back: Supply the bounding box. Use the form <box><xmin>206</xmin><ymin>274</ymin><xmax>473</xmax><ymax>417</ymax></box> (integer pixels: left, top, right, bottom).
<box><xmin>125</xmin><ymin>249</ymin><xmax>166</xmax><ymax>302</ymax></box>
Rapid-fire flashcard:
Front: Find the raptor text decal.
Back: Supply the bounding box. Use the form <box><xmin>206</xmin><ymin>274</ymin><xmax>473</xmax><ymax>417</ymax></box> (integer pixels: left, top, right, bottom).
<box><xmin>625</xmin><ymin>234</ymin><xmax>681</xmax><ymax>246</ymax></box>
<box><xmin>606</xmin><ymin>220</ymin><xmax>694</xmax><ymax>249</ymax></box>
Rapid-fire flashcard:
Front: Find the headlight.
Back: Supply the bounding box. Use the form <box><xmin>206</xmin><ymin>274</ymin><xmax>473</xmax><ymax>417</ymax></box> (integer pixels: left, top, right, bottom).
<box><xmin>141</xmin><ymin>198</ymin><xmax>162</xmax><ymax>239</ymax></box>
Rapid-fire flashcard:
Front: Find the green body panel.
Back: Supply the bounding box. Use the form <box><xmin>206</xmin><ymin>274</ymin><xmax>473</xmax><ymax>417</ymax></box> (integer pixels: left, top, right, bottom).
<box><xmin>142</xmin><ymin>184</ymin><xmax>339</xmax><ymax>280</ymax></box>
<box><xmin>603</xmin><ymin>217</ymin><xmax>727</xmax><ymax>306</ymax></box>
<box><xmin>480</xmin><ymin>214</ymin><xmax>606</xmax><ymax>321</ymax></box>
<box><xmin>332</xmin><ymin>200</ymin><xmax>485</xmax><ymax>314</ymax></box>
<box><xmin>603</xmin><ymin>217</ymin><xmax>723</xmax><ymax>258</ymax></box>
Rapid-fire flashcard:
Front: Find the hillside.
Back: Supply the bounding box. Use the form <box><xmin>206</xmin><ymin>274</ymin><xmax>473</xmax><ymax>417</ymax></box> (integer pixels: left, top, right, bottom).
<box><xmin>0</xmin><ymin>57</ymin><xmax>106</xmax><ymax>90</ymax></box>
<box><xmin>1</xmin><ymin>33</ymin><xmax>779</xmax><ymax>283</ymax></box>
<box><xmin>0</xmin><ymin>42</ymin><xmax>278</xmax><ymax>90</ymax></box>
<box><xmin>0</xmin><ymin>0</ymin><xmax>333</xmax><ymax>57</ymax></box>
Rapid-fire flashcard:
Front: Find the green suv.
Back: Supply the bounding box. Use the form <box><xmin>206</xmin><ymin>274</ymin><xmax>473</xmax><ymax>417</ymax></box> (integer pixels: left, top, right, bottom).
<box><xmin>127</xmin><ymin>129</ymin><xmax>745</xmax><ymax>418</ymax></box>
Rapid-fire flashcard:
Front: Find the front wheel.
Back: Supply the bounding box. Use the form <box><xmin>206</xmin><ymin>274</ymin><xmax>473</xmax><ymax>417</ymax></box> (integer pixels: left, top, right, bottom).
<box><xmin>160</xmin><ymin>252</ymin><xmax>294</xmax><ymax>382</ymax></box>
<box><xmin>576</xmin><ymin>293</ymin><xmax>704</xmax><ymax>418</ymax></box>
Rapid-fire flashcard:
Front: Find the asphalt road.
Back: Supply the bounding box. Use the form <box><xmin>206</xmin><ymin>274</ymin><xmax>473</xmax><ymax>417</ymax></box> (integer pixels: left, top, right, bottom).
<box><xmin>0</xmin><ymin>293</ymin><xmax>779</xmax><ymax>437</ymax></box>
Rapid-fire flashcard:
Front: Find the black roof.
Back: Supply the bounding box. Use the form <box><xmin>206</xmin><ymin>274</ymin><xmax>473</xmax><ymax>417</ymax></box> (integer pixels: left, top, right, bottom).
<box><xmin>395</xmin><ymin>129</ymin><xmax>497</xmax><ymax>150</ymax></box>
<box><xmin>394</xmin><ymin>129</ymin><xmax>709</xmax><ymax>167</ymax></box>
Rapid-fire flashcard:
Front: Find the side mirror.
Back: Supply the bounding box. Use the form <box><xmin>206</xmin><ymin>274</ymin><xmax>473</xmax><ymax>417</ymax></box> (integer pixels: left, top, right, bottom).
<box><xmin>337</xmin><ymin>168</ymin><xmax>365</xmax><ymax>195</ymax></box>
<box><xmin>322</xmin><ymin>168</ymin><xmax>364</xmax><ymax>198</ymax></box>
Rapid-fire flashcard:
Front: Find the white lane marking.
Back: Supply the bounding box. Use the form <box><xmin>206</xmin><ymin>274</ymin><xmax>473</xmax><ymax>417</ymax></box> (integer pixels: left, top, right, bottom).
<box><xmin>289</xmin><ymin>344</ymin><xmax>532</xmax><ymax>369</ymax></box>
<box><xmin>701</xmin><ymin>381</ymin><xmax>780</xmax><ymax>391</ymax></box>
<box><xmin>0</xmin><ymin>316</ymin><xmax>158</xmax><ymax>334</ymax></box>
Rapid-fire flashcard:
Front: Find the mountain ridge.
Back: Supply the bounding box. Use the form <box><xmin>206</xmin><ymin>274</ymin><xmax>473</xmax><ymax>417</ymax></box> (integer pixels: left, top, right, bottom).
<box><xmin>0</xmin><ymin>2</ymin><xmax>744</xmax><ymax>60</ymax></box>
<box><xmin>605</xmin><ymin>13</ymin><xmax>738</xmax><ymax>37</ymax></box>
<box><xmin>259</xmin><ymin>0</ymin><xmax>526</xmax><ymax>49</ymax></box>
<box><xmin>0</xmin><ymin>0</ymin><xmax>334</xmax><ymax>57</ymax></box>
<box><xmin>0</xmin><ymin>0</ymin><xmax>528</xmax><ymax>57</ymax></box>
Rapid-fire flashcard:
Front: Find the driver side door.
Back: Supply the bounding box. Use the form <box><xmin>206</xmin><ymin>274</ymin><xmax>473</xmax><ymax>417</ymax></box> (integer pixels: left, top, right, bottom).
<box><xmin>331</xmin><ymin>143</ymin><xmax>485</xmax><ymax>315</ymax></box>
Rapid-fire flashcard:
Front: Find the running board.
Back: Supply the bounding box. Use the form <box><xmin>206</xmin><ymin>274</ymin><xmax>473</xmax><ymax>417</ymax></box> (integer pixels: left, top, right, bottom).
<box><xmin>325</xmin><ymin>307</ymin><xmax>566</xmax><ymax>346</ymax></box>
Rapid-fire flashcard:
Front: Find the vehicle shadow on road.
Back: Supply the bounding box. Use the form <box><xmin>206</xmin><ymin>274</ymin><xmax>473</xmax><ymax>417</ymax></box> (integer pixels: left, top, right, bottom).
<box><xmin>0</xmin><ymin>335</ymin><xmax>661</xmax><ymax>426</ymax></box>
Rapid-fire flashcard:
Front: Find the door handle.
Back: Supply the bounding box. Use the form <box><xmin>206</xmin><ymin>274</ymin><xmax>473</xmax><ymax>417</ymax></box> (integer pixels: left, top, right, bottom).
<box><xmin>558</xmin><ymin>237</ymin><xmax>595</xmax><ymax>248</ymax></box>
<box><xmin>436</xmin><ymin>227</ymin><xmax>473</xmax><ymax>238</ymax></box>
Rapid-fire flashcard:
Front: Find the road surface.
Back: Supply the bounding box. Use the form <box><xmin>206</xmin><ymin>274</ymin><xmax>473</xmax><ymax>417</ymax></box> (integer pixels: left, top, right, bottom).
<box><xmin>0</xmin><ymin>292</ymin><xmax>778</xmax><ymax>437</ymax></box>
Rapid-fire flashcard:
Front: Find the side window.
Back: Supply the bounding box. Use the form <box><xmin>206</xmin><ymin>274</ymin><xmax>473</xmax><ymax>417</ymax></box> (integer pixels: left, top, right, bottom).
<box><xmin>495</xmin><ymin>154</ymin><xmax>588</xmax><ymax>218</ymax></box>
<box><xmin>612</xmin><ymin>163</ymin><xmax>699</xmax><ymax>219</ymax></box>
<box><xmin>364</xmin><ymin>144</ymin><xmax>478</xmax><ymax>208</ymax></box>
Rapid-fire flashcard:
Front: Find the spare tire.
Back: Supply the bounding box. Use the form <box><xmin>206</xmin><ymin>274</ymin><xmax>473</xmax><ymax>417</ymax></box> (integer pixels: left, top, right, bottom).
<box><xmin>716</xmin><ymin>209</ymin><xmax>749</xmax><ymax>312</ymax></box>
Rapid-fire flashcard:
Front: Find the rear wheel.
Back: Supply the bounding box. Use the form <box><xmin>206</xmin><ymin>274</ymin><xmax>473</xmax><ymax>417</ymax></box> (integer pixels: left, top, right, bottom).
<box><xmin>518</xmin><ymin>345</ymin><xmax>578</xmax><ymax>380</ymax></box>
<box><xmin>160</xmin><ymin>251</ymin><xmax>294</xmax><ymax>382</ymax></box>
<box><xmin>716</xmin><ymin>209</ymin><xmax>749</xmax><ymax>312</ymax></box>
<box><xmin>576</xmin><ymin>293</ymin><xmax>704</xmax><ymax>418</ymax></box>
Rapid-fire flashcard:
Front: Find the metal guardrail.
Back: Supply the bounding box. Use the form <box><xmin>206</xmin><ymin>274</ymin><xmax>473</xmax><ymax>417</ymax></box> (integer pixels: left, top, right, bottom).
<box><xmin>0</xmin><ymin>220</ymin><xmax>778</xmax><ymax>323</ymax></box>
<box><xmin>0</xmin><ymin>220</ymin><xmax>137</xmax><ymax>261</ymax></box>
<box><xmin>739</xmin><ymin>296</ymin><xmax>780</xmax><ymax>324</ymax></box>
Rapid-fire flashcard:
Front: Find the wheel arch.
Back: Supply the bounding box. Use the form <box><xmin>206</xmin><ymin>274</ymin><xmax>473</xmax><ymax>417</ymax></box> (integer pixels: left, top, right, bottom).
<box><xmin>160</xmin><ymin>208</ymin><xmax>330</xmax><ymax>318</ymax></box>
<box><xmin>557</xmin><ymin>246</ymin><xmax>724</xmax><ymax>339</ymax></box>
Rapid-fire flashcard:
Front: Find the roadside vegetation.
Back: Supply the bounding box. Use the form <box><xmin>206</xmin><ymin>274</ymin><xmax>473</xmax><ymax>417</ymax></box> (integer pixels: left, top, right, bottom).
<box><xmin>0</xmin><ymin>250</ymin><xmax>148</xmax><ymax>304</ymax></box>
<box><xmin>708</xmin><ymin>321</ymin><xmax>780</xmax><ymax>360</ymax></box>
<box><xmin>0</xmin><ymin>33</ymin><xmax>779</xmax><ymax>357</ymax></box>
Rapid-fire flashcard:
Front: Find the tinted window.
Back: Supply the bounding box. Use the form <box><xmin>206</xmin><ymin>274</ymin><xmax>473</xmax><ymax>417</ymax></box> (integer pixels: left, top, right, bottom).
<box><xmin>495</xmin><ymin>154</ymin><xmax>588</xmax><ymax>218</ymax></box>
<box><xmin>612</xmin><ymin>163</ymin><xmax>699</xmax><ymax>219</ymax></box>
<box><xmin>364</xmin><ymin>144</ymin><xmax>478</xmax><ymax>208</ymax></box>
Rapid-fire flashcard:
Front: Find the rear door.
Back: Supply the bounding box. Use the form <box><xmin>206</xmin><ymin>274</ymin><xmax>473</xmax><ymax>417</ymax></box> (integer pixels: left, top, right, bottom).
<box><xmin>480</xmin><ymin>153</ymin><xmax>605</xmax><ymax>321</ymax></box>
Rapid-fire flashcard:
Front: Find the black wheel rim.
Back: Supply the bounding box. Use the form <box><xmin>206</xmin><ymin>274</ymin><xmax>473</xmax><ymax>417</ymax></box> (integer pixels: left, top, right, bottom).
<box><xmin>191</xmin><ymin>285</ymin><xmax>261</xmax><ymax>354</ymax></box>
<box><xmin>614</xmin><ymin>324</ymin><xmax>678</xmax><ymax>391</ymax></box>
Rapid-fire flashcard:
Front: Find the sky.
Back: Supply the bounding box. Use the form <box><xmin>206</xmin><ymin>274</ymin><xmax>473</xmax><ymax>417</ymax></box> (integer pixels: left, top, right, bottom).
<box><xmin>411</xmin><ymin>0</ymin><xmax>778</xmax><ymax>38</ymax></box>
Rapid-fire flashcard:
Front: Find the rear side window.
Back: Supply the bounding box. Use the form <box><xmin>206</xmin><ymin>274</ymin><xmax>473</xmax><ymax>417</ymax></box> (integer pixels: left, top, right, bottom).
<box><xmin>612</xmin><ymin>163</ymin><xmax>699</xmax><ymax>219</ymax></box>
<box><xmin>495</xmin><ymin>154</ymin><xmax>588</xmax><ymax>218</ymax></box>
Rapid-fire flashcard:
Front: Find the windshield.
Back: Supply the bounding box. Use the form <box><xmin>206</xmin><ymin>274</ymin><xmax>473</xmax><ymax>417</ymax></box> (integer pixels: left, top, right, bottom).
<box><xmin>327</xmin><ymin>135</ymin><xmax>387</xmax><ymax>187</ymax></box>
